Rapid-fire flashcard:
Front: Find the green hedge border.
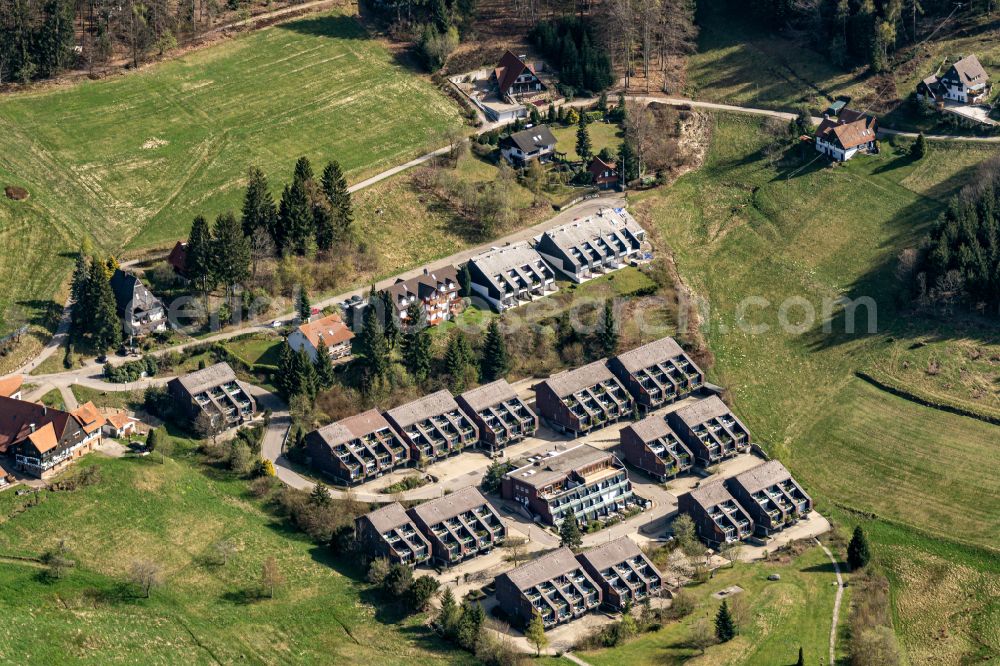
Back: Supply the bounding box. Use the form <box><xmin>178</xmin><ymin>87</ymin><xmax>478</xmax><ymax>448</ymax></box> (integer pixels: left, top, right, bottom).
<box><xmin>855</xmin><ymin>369</ymin><xmax>1000</xmax><ymax>426</ymax></box>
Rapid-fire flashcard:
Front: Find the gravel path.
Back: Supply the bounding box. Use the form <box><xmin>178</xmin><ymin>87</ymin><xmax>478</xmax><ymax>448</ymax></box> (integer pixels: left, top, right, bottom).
<box><xmin>816</xmin><ymin>538</ymin><xmax>845</xmax><ymax>666</ymax></box>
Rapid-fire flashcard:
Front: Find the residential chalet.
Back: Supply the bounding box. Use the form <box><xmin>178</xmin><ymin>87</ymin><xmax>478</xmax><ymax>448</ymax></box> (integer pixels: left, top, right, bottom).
<box><xmin>677</xmin><ymin>480</ymin><xmax>755</xmax><ymax>547</ymax></box>
<box><xmin>587</xmin><ymin>156</ymin><xmax>619</xmax><ymax>189</ymax></box>
<box><xmin>619</xmin><ymin>414</ymin><xmax>694</xmax><ymax>481</ymax></box>
<box><xmin>725</xmin><ymin>460</ymin><xmax>812</xmax><ymax>537</ymax></box>
<box><xmin>383</xmin><ymin>266</ymin><xmax>461</xmax><ymax>327</ymax></box>
<box><xmin>455</xmin><ymin>379</ymin><xmax>537</xmax><ymax>452</ymax></box>
<box><xmin>495</xmin><ymin>547</ymin><xmax>602</xmax><ymax>629</ymax></box>
<box><xmin>490</xmin><ymin>50</ymin><xmax>545</xmax><ymax>102</ymax></box>
<box><xmin>533</xmin><ymin>360</ymin><xmax>633</xmax><ymax>436</ymax></box>
<box><xmin>535</xmin><ymin>208</ymin><xmax>646</xmax><ymax>283</ymax></box>
<box><xmin>0</xmin><ymin>375</ymin><xmax>23</xmax><ymax>400</ymax></box>
<box><xmin>355</xmin><ymin>502</ymin><xmax>432</xmax><ymax>566</ymax></box>
<box><xmin>287</xmin><ymin>313</ymin><xmax>354</xmax><ymax>362</ymax></box>
<box><xmin>501</xmin><ymin>444</ymin><xmax>636</xmax><ymax>527</ymax></box>
<box><xmin>918</xmin><ymin>54</ymin><xmax>991</xmax><ymax>105</ymax></box>
<box><xmin>384</xmin><ymin>390</ymin><xmax>478</xmax><ymax>463</ymax></box>
<box><xmin>608</xmin><ymin>336</ymin><xmax>704</xmax><ymax>411</ymax></box>
<box><xmin>576</xmin><ymin>537</ymin><xmax>662</xmax><ymax>611</ymax></box>
<box><xmin>814</xmin><ymin>108</ymin><xmax>878</xmax><ymax>162</ymax></box>
<box><xmin>406</xmin><ymin>486</ymin><xmax>506</xmax><ymax>566</ymax></box>
<box><xmin>109</xmin><ymin>269</ymin><xmax>167</xmax><ymax>337</ymax></box>
<box><xmin>305</xmin><ymin>409</ymin><xmax>409</xmax><ymax>485</ymax></box>
<box><xmin>499</xmin><ymin>125</ymin><xmax>558</xmax><ymax>166</ymax></box>
<box><xmin>71</xmin><ymin>402</ymin><xmax>106</xmax><ymax>450</ymax></box>
<box><xmin>167</xmin><ymin>362</ymin><xmax>257</xmax><ymax>429</ymax></box>
<box><xmin>0</xmin><ymin>396</ymin><xmax>92</xmax><ymax>479</ymax></box>
<box><xmin>466</xmin><ymin>242</ymin><xmax>557</xmax><ymax>312</ymax></box>
<box><xmin>666</xmin><ymin>396</ymin><xmax>751</xmax><ymax>466</ymax></box>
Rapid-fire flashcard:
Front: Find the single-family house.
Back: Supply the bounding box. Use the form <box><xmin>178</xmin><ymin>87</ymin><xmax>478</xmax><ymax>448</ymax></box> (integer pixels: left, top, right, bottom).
<box><xmin>495</xmin><ymin>547</ymin><xmax>602</xmax><ymax>629</ymax></box>
<box><xmin>384</xmin><ymin>390</ymin><xmax>478</xmax><ymax>463</ymax></box>
<box><xmin>814</xmin><ymin>109</ymin><xmax>878</xmax><ymax>161</ymax></box>
<box><xmin>406</xmin><ymin>486</ymin><xmax>506</xmax><ymax>566</ymax></box>
<box><xmin>619</xmin><ymin>414</ymin><xmax>694</xmax><ymax>481</ymax></box>
<box><xmin>576</xmin><ymin>537</ymin><xmax>662</xmax><ymax>611</ymax></box>
<box><xmin>0</xmin><ymin>375</ymin><xmax>23</xmax><ymax>400</ymax></box>
<box><xmin>587</xmin><ymin>156</ymin><xmax>618</xmax><ymax>189</ymax></box>
<box><xmin>167</xmin><ymin>362</ymin><xmax>257</xmax><ymax>429</ymax></box>
<box><xmin>355</xmin><ymin>502</ymin><xmax>432</xmax><ymax>566</ymax></box>
<box><xmin>608</xmin><ymin>336</ymin><xmax>704</xmax><ymax>411</ymax></box>
<box><xmin>466</xmin><ymin>242</ymin><xmax>557</xmax><ymax>312</ymax></box>
<box><xmin>490</xmin><ymin>50</ymin><xmax>545</xmax><ymax>102</ymax></box>
<box><xmin>0</xmin><ymin>396</ymin><xmax>92</xmax><ymax>479</ymax></box>
<box><xmin>677</xmin><ymin>481</ymin><xmax>755</xmax><ymax>548</ymax></box>
<box><xmin>725</xmin><ymin>460</ymin><xmax>812</xmax><ymax>537</ymax></box>
<box><xmin>109</xmin><ymin>269</ymin><xmax>167</xmax><ymax>337</ymax></box>
<box><xmin>383</xmin><ymin>266</ymin><xmax>461</xmax><ymax>327</ymax></box>
<box><xmin>535</xmin><ymin>208</ymin><xmax>646</xmax><ymax>283</ymax></box>
<box><xmin>533</xmin><ymin>360</ymin><xmax>633</xmax><ymax>436</ymax></box>
<box><xmin>103</xmin><ymin>411</ymin><xmax>139</xmax><ymax>439</ymax></box>
<box><xmin>70</xmin><ymin>402</ymin><xmax>105</xmax><ymax>448</ymax></box>
<box><xmin>305</xmin><ymin>409</ymin><xmax>409</xmax><ymax>485</ymax></box>
<box><xmin>919</xmin><ymin>54</ymin><xmax>992</xmax><ymax>104</ymax></box>
<box><xmin>455</xmin><ymin>379</ymin><xmax>537</xmax><ymax>452</ymax></box>
<box><xmin>287</xmin><ymin>313</ymin><xmax>354</xmax><ymax>362</ymax></box>
<box><xmin>666</xmin><ymin>396</ymin><xmax>751</xmax><ymax>466</ymax></box>
<box><xmin>500</xmin><ymin>125</ymin><xmax>558</xmax><ymax>166</ymax></box>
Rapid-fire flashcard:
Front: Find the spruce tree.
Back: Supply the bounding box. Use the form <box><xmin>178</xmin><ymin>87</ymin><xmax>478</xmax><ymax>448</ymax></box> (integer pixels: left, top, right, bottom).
<box><xmin>911</xmin><ymin>133</ymin><xmax>927</xmax><ymax>159</ymax></box>
<box><xmin>480</xmin><ymin>318</ymin><xmax>509</xmax><ymax>382</ymax></box>
<box><xmin>314</xmin><ymin>338</ymin><xmax>336</xmax><ymax>389</ymax></box>
<box><xmin>445</xmin><ymin>331</ymin><xmax>476</xmax><ymax>393</ymax></box>
<box><xmin>187</xmin><ymin>214</ymin><xmax>215</xmax><ymax>295</ymax></box>
<box><xmin>277</xmin><ymin>341</ymin><xmax>295</xmax><ymax>397</ymax></box>
<box><xmin>69</xmin><ymin>253</ymin><xmax>90</xmax><ymax>339</ymax></box>
<box><xmin>379</xmin><ymin>290</ymin><xmax>400</xmax><ymax>350</ymax></box>
<box><xmin>576</xmin><ymin>112</ymin><xmax>593</xmax><ymax>163</ymax></box>
<box><xmin>597</xmin><ymin>299</ymin><xmax>618</xmax><ymax>357</ymax></box>
<box><xmin>310</xmin><ymin>481</ymin><xmax>332</xmax><ymax>507</ymax></box>
<box><xmin>619</xmin><ymin>140</ymin><xmax>639</xmax><ymax>183</ymax></box>
<box><xmin>559</xmin><ymin>514</ymin><xmax>582</xmax><ymax>549</ymax></box>
<box><xmin>211</xmin><ymin>211</ymin><xmax>251</xmax><ymax>293</ymax></box>
<box><xmin>402</xmin><ymin>302</ymin><xmax>432</xmax><ymax>382</ymax></box>
<box><xmin>360</xmin><ymin>296</ymin><xmax>390</xmax><ymax>378</ymax></box>
<box><xmin>88</xmin><ymin>260</ymin><xmax>122</xmax><ymax>353</ymax></box>
<box><xmin>437</xmin><ymin>586</ymin><xmax>460</xmax><ymax>638</ymax></box>
<box><xmin>241</xmin><ymin>166</ymin><xmax>278</xmax><ymax>239</ymax></box>
<box><xmin>293</xmin><ymin>156</ymin><xmax>313</xmax><ymax>184</ymax></box>
<box><xmin>278</xmin><ymin>179</ymin><xmax>315</xmax><ymax>256</ymax></box>
<box><xmin>547</xmin><ymin>103</ymin><xmax>557</xmax><ymax>124</ymax></box>
<box><xmin>313</xmin><ymin>198</ymin><xmax>335</xmax><ymax>252</ymax></box>
<box><xmin>847</xmin><ymin>526</ymin><xmax>871</xmax><ymax>570</ymax></box>
<box><xmin>715</xmin><ymin>600</ymin><xmax>736</xmax><ymax>642</ymax></box>
<box><xmin>321</xmin><ymin>160</ymin><xmax>353</xmax><ymax>244</ymax></box>
<box><xmin>290</xmin><ymin>347</ymin><xmax>318</xmax><ymax>401</ymax></box>
<box><xmin>297</xmin><ymin>290</ymin><xmax>311</xmax><ymax>323</ymax></box>
<box><xmin>458</xmin><ymin>263</ymin><xmax>472</xmax><ymax>297</ymax></box>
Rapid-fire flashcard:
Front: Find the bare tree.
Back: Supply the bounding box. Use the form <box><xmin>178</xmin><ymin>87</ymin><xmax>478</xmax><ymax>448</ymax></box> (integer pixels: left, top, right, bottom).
<box><xmin>260</xmin><ymin>556</ymin><xmax>285</xmax><ymax>599</ymax></box>
<box><xmin>603</xmin><ymin>0</ymin><xmax>636</xmax><ymax>90</ymax></box>
<box><xmin>502</xmin><ymin>536</ymin><xmax>528</xmax><ymax>566</ymax></box>
<box><xmin>249</xmin><ymin>227</ymin><xmax>274</xmax><ymax>284</ymax></box>
<box><xmin>130</xmin><ymin>559</ymin><xmax>163</xmax><ymax>598</ymax></box>
<box><xmin>625</xmin><ymin>99</ymin><xmax>656</xmax><ymax>178</ymax></box>
<box><xmin>688</xmin><ymin>618</ymin><xmax>717</xmax><ymax>655</ymax></box>
<box><xmin>719</xmin><ymin>541</ymin><xmax>741</xmax><ymax>568</ymax></box>
<box><xmin>214</xmin><ymin>539</ymin><xmax>237</xmax><ymax>566</ymax></box>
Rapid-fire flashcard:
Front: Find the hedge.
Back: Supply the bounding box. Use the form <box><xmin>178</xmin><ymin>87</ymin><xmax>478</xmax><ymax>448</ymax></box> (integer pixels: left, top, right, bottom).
<box><xmin>855</xmin><ymin>369</ymin><xmax>1000</xmax><ymax>426</ymax></box>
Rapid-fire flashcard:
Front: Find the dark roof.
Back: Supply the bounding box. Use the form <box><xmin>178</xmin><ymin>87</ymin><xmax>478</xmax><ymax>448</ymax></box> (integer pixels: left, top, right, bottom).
<box><xmin>384</xmin><ymin>266</ymin><xmax>459</xmax><ymax>308</ymax></box>
<box><xmin>172</xmin><ymin>362</ymin><xmax>239</xmax><ymax>396</ymax></box>
<box><xmin>507</xmin><ymin>444</ymin><xmax>614</xmax><ymax>489</ymax></box>
<box><xmin>816</xmin><ymin>112</ymin><xmax>877</xmax><ymax>150</ymax></box>
<box><xmin>385</xmin><ymin>390</ymin><xmax>461</xmax><ymax>430</ymax></box>
<box><xmin>501</xmin><ymin>547</ymin><xmax>584</xmax><ymax>590</ymax></box>
<box><xmin>502</xmin><ymin>125</ymin><xmax>557</xmax><ymax>153</ymax></box>
<box><xmin>673</xmin><ymin>396</ymin><xmax>738</xmax><ymax>428</ymax></box>
<box><xmin>310</xmin><ymin>409</ymin><xmax>394</xmax><ymax>449</ymax></box>
<box><xmin>493</xmin><ymin>50</ymin><xmax>537</xmax><ymax>94</ymax></box>
<box><xmin>625</xmin><ymin>413</ymin><xmax>681</xmax><ymax>444</ymax></box>
<box><xmin>167</xmin><ymin>241</ymin><xmax>188</xmax><ymax>274</ymax></box>
<box><xmin>409</xmin><ymin>486</ymin><xmax>492</xmax><ymax>526</ymax></box>
<box><xmin>687</xmin><ymin>479</ymin><xmax>739</xmax><ymax>509</ymax></box>
<box><xmin>0</xmin><ymin>396</ymin><xmax>74</xmax><ymax>453</ymax></box>
<box><xmin>541</xmin><ymin>360</ymin><xmax>617</xmax><ymax>399</ymax></box>
<box><xmin>109</xmin><ymin>269</ymin><xmax>163</xmax><ymax>318</ymax></box>
<box><xmin>578</xmin><ymin>536</ymin><xmax>655</xmax><ymax>573</ymax></box>
<box><xmin>363</xmin><ymin>502</ymin><xmax>415</xmax><ymax>534</ymax></box>
<box><xmin>588</xmin><ymin>155</ymin><xmax>617</xmax><ymax>173</ymax></box>
<box><xmin>459</xmin><ymin>379</ymin><xmax>519</xmax><ymax>413</ymax></box>
<box><xmin>613</xmin><ymin>336</ymin><xmax>688</xmax><ymax>374</ymax></box>
<box><xmin>730</xmin><ymin>460</ymin><xmax>798</xmax><ymax>495</ymax></box>
<box><xmin>949</xmin><ymin>54</ymin><xmax>989</xmax><ymax>85</ymax></box>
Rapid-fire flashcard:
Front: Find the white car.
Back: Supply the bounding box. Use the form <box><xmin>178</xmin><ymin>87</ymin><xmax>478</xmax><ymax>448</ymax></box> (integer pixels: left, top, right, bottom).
<box><xmin>271</xmin><ymin>320</ymin><xmax>283</xmax><ymax>328</ymax></box>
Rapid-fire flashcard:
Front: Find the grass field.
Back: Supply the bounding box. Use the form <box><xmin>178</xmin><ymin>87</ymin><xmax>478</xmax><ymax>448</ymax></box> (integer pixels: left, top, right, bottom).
<box><xmin>0</xmin><ymin>445</ymin><xmax>471</xmax><ymax>664</ymax></box>
<box><xmin>224</xmin><ymin>334</ymin><xmax>283</xmax><ymax>367</ymax></box>
<box><xmin>632</xmin><ymin>113</ymin><xmax>1000</xmax><ymax>661</ymax></box>
<box><xmin>0</xmin><ymin>9</ymin><xmax>463</xmax><ymax>339</ymax></box>
<box><xmin>579</xmin><ymin>545</ymin><xmax>843</xmax><ymax>666</ymax></box>
<box><xmin>37</xmin><ymin>388</ymin><xmax>65</xmax><ymax>411</ymax></box>
<box><xmin>70</xmin><ymin>384</ymin><xmax>143</xmax><ymax>411</ymax></box>
<box><xmin>549</xmin><ymin>121</ymin><xmax>624</xmax><ymax>162</ymax></box>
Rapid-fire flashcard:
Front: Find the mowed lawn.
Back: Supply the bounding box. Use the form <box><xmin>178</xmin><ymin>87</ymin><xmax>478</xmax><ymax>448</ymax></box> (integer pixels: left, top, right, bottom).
<box><xmin>0</xmin><ymin>449</ymin><xmax>470</xmax><ymax>665</ymax></box>
<box><xmin>0</xmin><ymin>10</ymin><xmax>462</xmax><ymax>337</ymax></box>
<box><xmin>632</xmin><ymin>114</ymin><xmax>1000</xmax><ymax>660</ymax></box>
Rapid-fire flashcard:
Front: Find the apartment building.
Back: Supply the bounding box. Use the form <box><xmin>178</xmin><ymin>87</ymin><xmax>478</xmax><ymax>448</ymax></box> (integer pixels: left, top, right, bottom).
<box><xmin>534</xmin><ymin>360</ymin><xmax>633</xmax><ymax>436</ymax></box>
<box><xmin>495</xmin><ymin>547</ymin><xmax>602</xmax><ymax>629</ymax></box>
<box><xmin>576</xmin><ymin>537</ymin><xmax>662</xmax><ymax>611</ymax></box>
<box><xmin>305</xmin><ymin>409</ymin><xmax>410</xmax><ymax>485</ymax></box>
<box><xmin>455</xmin><ymin>379</ymin><xmax>537</xmax><ymax>452</ymax></box>
<box><xmin>609</xmin><ymin>336</ymin><xmax>704</xmax><ymax>411</ymax></box>
<box><xmin>677</xmin><ymin>480</ymin><xmax>755</xmax><ymax>548</ymax></box>
<box><xmin>167</xmin><ymin>363</ymin><xmax>257</xmax><ymax>428</ymax></box>
<box><xmin>383</xmin><ymin>266</ymin><xmax>461</xmax><ymax>326</ymax></box>
<box><xmin>384</xmin><ymin>390</ymin><xmax>478</xmax><ymax>463</ymax></box>
<box><xmin>666</xmin><ymin>396</ymin><xmax>751</xmax><ymax>466</ymax></box>
<box><xmin>619</xmin><ymin>414</ymin><xmax>694</xmax><ymax>481</ymax></box>
<box><xmin>355</xmin><ymin>502</ymin><xmax>432</xmax><ymax>566</ymax></box>
<box><xmin>466</xmin><ymin>243</ymin><xmax>557</xmax><ymax>312</ymax></box>
<box><xmin>406</xmin><ymin>486</ymin><xmax>506</xmax><ymax>566</ymax></box>
<box><xmin>0</xmin><ymin>396</ymin><xmax>92</xmax><ymax>479</ymax></box>
<box><xmin>725</xmin><ymin>460</ymin><xmax>812</xmax><ymax>537</ymax></box>
<box><xmin>535</xmin><ymin>208</ymin><xmax>646</xmax><ymax>283</ymax></box>
<box><xmin>501</xmin><ymin>444</ymin><xmax>636</xmax><ymax>527</ymax></box>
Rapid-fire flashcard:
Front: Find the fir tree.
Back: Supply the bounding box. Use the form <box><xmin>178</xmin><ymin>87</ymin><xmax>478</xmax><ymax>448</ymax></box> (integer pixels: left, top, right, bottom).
<box><xmin>380</xmin><ymin>290</ymin><xmax>400</xmax><ymax>350</ymax></box>
<box><xmin>437</xmin><ymin>587</ymin><xmax>460</xmax><ymax>638</ymax></box>
<box><xmin>290</xmin><ymin>347</ymin><xmax>318</xmax><ymax>401</ymax></box>
<box><xmin>88</xmin><ymin>260</ymin><xmax>122</xmax><ymax>353</ymax></box>
<box><xmin>321</xmin><ymin>160</ymin><xmax>353</xmax><ymax>244</ymax></box>
<box><xmin>480</xmin><ymin>318</ymin><xmax>509</xmax><ymax>382</ymax></box>
<box><xmin>445</xmin><ymin>330</ymin><xmax>476</xmax><ymax>393</ymax></box>
<box><xmin>576</xmin><ymin>112</ymin><xmax>593</xmax><ymax>163</ymax></box>
<box><xmin>458</xmin><ymin>263</ymin><xmax>472</xmax><ymax>297</ymax></box>
<box><xmin>277</xmin><ymin>341</ymin><xmax>295</xmax><ymax>397</ymax></box>
<box><xmin>314</xmin><ymin>339</ymin><xmax>336</xmax><ymax>389</ymax></box>
<box><xmin>69</xmin><ymin>253</ymin><xmax>90</xmax><ymax>339</ymax></box>
<box><xmin>402</xmin><ymin>302</ymin><xmax>432</xmax><ymax>382</ymax></box>
<box><xmin>186</xmin><ymin>214</ymin><xmax>215</xmax><ymax>295</ymax></box>
<box><xmin>310</xmin><ymin>481</ymin><xmax>332</xmax><ymax>507</ymax></box>
<box><xmin>847</xmin><ymin>526</ymin><xmax>871</xmax><ymax>570</ymax></box>
<box><xmin>313</xmin><ymin>198</ymin><xmax>335</xmax><ymax>252</ymax></box>
<box><xmin>911</xmin><ymin>133</ymin><xmax>927</xmax><ymax>159</ymax></box>
<box><xmin>547</xmin><ymin>103</ymin><xmax>557</xmax><ymax>124</ymax></box>
<box><xmin>241</xmin><ymin>166</ymin><xmax>277</xmax><ymax>239</ymax></box>
<box><xmin>559</xmin><ymin>514</ymin><xmax>582</xmax><ymax>549</ymax></box>
<box><xmin>619</xmin><ymin>140</ymin><xmax>639</xmax><ymax>184</ymax></box>
<box><xmin>297</xmin><ymin>290</ymin><xmax>311</xmax><ymax>323</ymax></box>
<box><xmin>211</xmin><ymin>211</ymin><xmax>251</xmax><ymax>293</ymax></box>
<box><xmin>715</xmin><ymin>600</ymin><xmax>736</xmax><ymax>642</ymax></box>
<box><xmin>278</xmin><ymin>179</ymin><xmax>314</xmax><ymax>255</ymax></box>
<box><xmin>293</xmin><ymin>156</ymin><xmax>313</xmax><ymax>184</ymax></box>
<box><xmin>597</xmin><ymin>299</ymin><xmax>618</xmax><ymax>357</ymax></box>
<box><xmin>360</xmin><ymin>294</ymin><xmax>390</xmax><ymax>378</ymax></box>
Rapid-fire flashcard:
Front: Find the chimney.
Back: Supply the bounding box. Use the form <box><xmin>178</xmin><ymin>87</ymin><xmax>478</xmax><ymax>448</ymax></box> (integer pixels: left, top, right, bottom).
<box><xmin>29</xmin><ymin>423</ymin><xmax>35</xmax><ymax>433</ymax></box>
<box><xmin>423</xmin><ymin>268</ymin><xmax>429</xmax><ymax>275</ymax></box>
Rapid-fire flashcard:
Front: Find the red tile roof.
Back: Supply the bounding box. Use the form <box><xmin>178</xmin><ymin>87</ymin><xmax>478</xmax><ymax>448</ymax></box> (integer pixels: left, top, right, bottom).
<box><xmin>297</xmin><ymin>313</ymin><xmax>355</xmax><ymax>350</ymax></box>
<box><xmin>0</xmin><ymin>375</ymin><xmax>23</xmax><ymax>398</ymax></box>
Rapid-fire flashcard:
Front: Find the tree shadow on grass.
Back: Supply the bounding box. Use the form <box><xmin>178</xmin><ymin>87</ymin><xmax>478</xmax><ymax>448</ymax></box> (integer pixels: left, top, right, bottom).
<box><xmin>800</xmin><ymin>561</ymin><xmax>842</xmax><ymax>574</ymax></box>
<box><xmin>273</xmin><ymin>14</ymin><xmax>367</xmax><ymax>41</ymax></box>
<box><xmin>220</xmin><ymin>587</ymin><xmax>264</xmax><ymax>605</ymax></box>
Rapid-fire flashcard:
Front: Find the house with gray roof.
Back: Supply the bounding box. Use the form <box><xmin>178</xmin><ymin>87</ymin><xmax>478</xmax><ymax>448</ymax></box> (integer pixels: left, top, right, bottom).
<box><xmin>305</xmin><ymin>409</ymin><xmax>409</xmax><ymax>485</ymax></box>
<box><xmin>533</xmin><ymin>360</ymin><xmax>633</xmax><ymax>436</ymax></box>
<box><xmin>499</xmin><ymin>125</ymin><xmax>557</xmax><ymax>166</ymax></box>
<box><xmin>354</xmin><ymin>502</ymin><xmax>431</xmax><ymax>566</ymax></box>
<box><xmin>609</xmin><ymin>336</ymin><xmax>704</xmax><ymax>410</ymax></box>
<box><xmin>456</xmin><ymin>379</ymin><xmax>537</xmax><ymax>452</ymax></box>
<box><xmin>466</xmin><ymin>242</ymin><xmax>557</xmax><ymax>312</ymax></box>
<box><xmin>110</xmin><ymin>269</ymin><xmax>167</xmax><ymax>337</ymax></box>
<box><xmin>383</xmin><ymin>390</ymin><xmax>478</xmax><ymax>463</ymax></box>
<box><xmin>535</xmin><ymin>208</ymin><xmax>646</xmax><ymax>283</ymax></box>
<box><xmin>919</xmin><ymin>54</ymin><xmax>992</xmax><ymax>105</ymax></box>
<box><xmin>405</xmin><ymin>486</ymin><xmax>506</xmax><ymax>566</ymax></box>
<box><xmin>666</xmin><ymin>396</ymin><xmax>751</xmax><ymax>466</ymax></box>
<box><xmin>495</xmin><ymin>547</ymin><xmax>602</xmax><ymax>628</ymax></box>
<box><xmin>167</xmin><ymin>362</ymin><xmax>256</xmax><ymax>428</ymax></box>
<box><xmin>501</xmin><ymin>444</ymin><xmax>638</xmax><ymax>526</ymax></box>
<box><xmin>724</xmin><ymin>460</ymin><xmax>812</xmax><ymax>537</ymax></box>
<box><xmin>619</xmin><ymin>414</ymin><xmax>694</xmax><ymax>481</ymax></box>
<box><xmin>677</xmin><ymin>480</ymin><xmax>754</xmax><ymax>547</ymax></box>
<box><xmin>576</xmin><ymin>537</ymin><xmax>662</xmax><ymax>611</ymax></box>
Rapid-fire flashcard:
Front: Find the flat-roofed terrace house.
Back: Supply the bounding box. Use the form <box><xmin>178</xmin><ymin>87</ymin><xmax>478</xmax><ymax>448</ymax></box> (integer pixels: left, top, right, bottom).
<box><xmin>466</xmin><ymin>243</ymin><xmax>557</xmax><ymax>312</ymax></box>
<box><xmin>609</xmin><ymin>336</ymin><xmax>705</xmax><ymax>411</ymax></box>
<box><xmin>619</xmin><ymin>414</ymin><xmax>694</xmax><ymax>481</ymax></box>
<box><xmin>495</xmin><ymin>546</ymin><xmax>602</xmax><ymax>629</ymax></box>
<box><xmin>535</xmin><ymin>208</ymin><xmax>646</xmax><ymax>283</ymax></box>
<box><xmin>406</xmin><ymin>486</ymin><xmax>507</xmax><ymax>566</ymax></box>
<box><xmin>534</xmin><ymin>360</ymin><xmax>633</xmax><ymax>436</ymax></box>
<box><xmin>725</xmin><ymin>460</ymin><xmax>812</xmax><ymax>537</ymax></box>
<box><xmin>666</xmin><ymin>396</ymin><xmax>751</xmax><ymax>466</ymax></box>
<box><xmin>677</xmin><ymin>481</ymin><xmax>755</xmax><ymax>548</ymax></box>
<box><xmin>383</xmin><ymin>266</ymin><xmax>461</xmax><ymax>327</ymax></box>
<box><xmin>166</xmin><ymin>362</ymin><xmax>257</xmax><ymax>429</ymax></box>
<box><xmin>455</xmin><ymin>379</ymin><xmax>537</xmax><ymax>452</ymax></box>
<box><xmin>501</xmin><ymin>444</ymin><xmax>636</xmax><ymax>527</ymax></box>
<box><xmin>576</xmin><ymin>536</ymin><xmax>662</xmax><ymax>611</ymax></box>
<box><xmin>383</xmin><ymin>390</ymin><xmax>479</xmax><ymax>463</ymax></box>
<box><xmin>354</xmin><ymin>502</ymin><xmax>432</xmax><ymax>566</ymax></box>
<box><xmin>305</xmin><ymin>409</ymin><xmax>409</xmax><ymax>485</ymax></box>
